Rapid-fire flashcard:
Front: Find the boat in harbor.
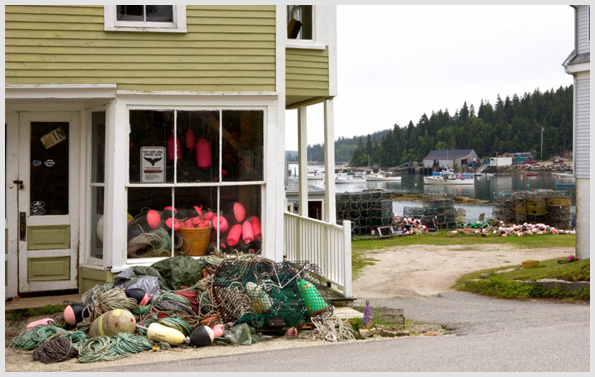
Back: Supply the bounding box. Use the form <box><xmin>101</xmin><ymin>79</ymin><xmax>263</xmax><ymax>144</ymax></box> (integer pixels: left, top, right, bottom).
<box><xmin>335</xmin><ymin>172</ymin><xmax>366</xmax><ymax>184</ymax></box>
<box><xmin>424</xmin><ymin>169</ymin><xmax>475</xmax><ymax>185</ymax></box>
<box><xmin>365</xmin><ymin>171</ymin><xmax>402</xmax><ymax>182</ymax></box>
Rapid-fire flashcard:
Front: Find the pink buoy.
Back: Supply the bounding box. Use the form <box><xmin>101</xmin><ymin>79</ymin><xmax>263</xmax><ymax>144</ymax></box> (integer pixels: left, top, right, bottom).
<box><xmin>212</xmin><ymin>324</ymin><xmax>225</xmax><ymax>338</ymax></box>
<box><xmin>167</xmin><ymin>135</ymin><xmax>182</xmax><ymax>162</ymax></box>
<box><xmin>227</xmin><ymin>224</ymin><xmax>242</xmax><ymax>247</ymax></box>
<box><xmin>146</xmin><ymin>209</ymin><xmax>161</xmax><ymax>229</ymax></box>
<box><xmin>213</xmin><ymin>216</ymin><xmax>229</xmax><ymax>233</ymax></box>
<box><xmin>242</xmin><ymin>220</ymin><xmax>254</xmax><ymax>243</ymax></box>
<box><xmin>233</xmin><ymin>202</ymin><xmax>246</xmax><ymax>223</ymax></box>
<box><xmin>166</xmin><ymin>217</ymin><xmax>181</xmax><ymax>231</ymax></box>
<box><xmin>185</xmin><ymin>128</ymin><xmax>196</xmax><ymax>152</ymax></box>
<box><xmin>27</xmin><ymin>318</ymin><xmax>54</xmax><ymax>329</ymax></box>
<box><xmin>193</xmin><ymin>205</ymin><xmax>203</xmax><ymax>217</ymax></box>
<box><xmin>196</xmin><ymin>138</ymin><xmax>212</xmax><ymax>169</ymax></box>
<box><xmin>204</xmin><ymin>211</ymin><xmax>215</xmax><ymax>221</ymax></box>
<box><xmin>250</xmin><ymin>216</ymin><xmax>262</xmax><ymax>241</ymax></box>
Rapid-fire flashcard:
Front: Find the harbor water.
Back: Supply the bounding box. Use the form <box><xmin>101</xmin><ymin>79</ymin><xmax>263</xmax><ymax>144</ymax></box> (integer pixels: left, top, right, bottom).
<box><xmin>302</xmin><ymin>169</ymin><xmax>576</xmax><ymax>224</ymax></box>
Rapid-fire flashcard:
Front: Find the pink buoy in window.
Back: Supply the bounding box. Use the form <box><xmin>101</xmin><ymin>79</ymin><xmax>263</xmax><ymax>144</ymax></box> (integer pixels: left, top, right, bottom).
<box><xmin>227</xmin><ymin>224</ymin><xmax>242</xmax><ymax>246</ymax></box>
<box><xmin>167</xmin><ymin>135</ymin><xmax>182</xmax><ymax>162</ymax></box>
<box><xmin>212</xmin><ymin>215</ymin><xmax>229</xmax><ymax>233</ymax></box>
<box><xmin>242</xmin><ymin>220</ymin><xmax>254</xmax><ymax>243</ymax></box>
<box><xmin>250</xmin><ymin>216</ymin><xmax>262</xmax><ymax>241</ymax></box>
<box><xmin>146</xmin><ymin>209</ymin><xmax>161</xmax><ymax>229</ymax></box>
<box><xmin>196</xmin><ymin>138</ymin><xmax>212</xmax><ymax>169</ymax></box>
<box><xmin>185</xmin><ymin>128</ymin><xmax>196</xmax><ymax>153</ymax></box>
<box><xmin>233</xmin><ymin>202</ymin><xmax>246</xmax><ymax>223</ymax></box>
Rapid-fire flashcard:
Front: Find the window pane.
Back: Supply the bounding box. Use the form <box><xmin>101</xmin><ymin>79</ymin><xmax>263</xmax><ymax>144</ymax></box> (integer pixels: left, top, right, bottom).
<box><xmin>91</xmin><ymin>187</ymin><xmax>104</xmax><ymax>259</ymax></box>
<box><xmin>176</xmin><ymin>111</ymin><xmax>220</xmax><ymax>183</ymax></box>
<box><xmin>222</xmin><ymin>111</ymin><xmax>264</xmax><ymax>182</ymax></box>
<box><xmin>146</xmin><ymin>5</ymin><xmax>173</xmax><ymax>22</ymax></box>
<box><xmin>91</xmin><ymin>112</ymin><xmax>105</xmax><ymax>183</ymax></box>
<box><xmin>129</xmin><ymin>110</ymin><xmax>174</xmax><ymax>183</ymax></box>
<box><xmin>117</xmin><ymin>5</ymin><xmax>144</xmax><ymax>21</ymax></box>
<box><xmin>175</xmin><ymin>187</ymin><xmax>219</xmax><ymax>255</ymax></box>
<box><xmin>218</xmin><ymin>185</ymin><xmax>262</xmax><ymax>254</ymax></box>
<box><xmin>30</xmin><ymin>122</ymin><xmax>69</xmax><ymax>215</ymax></box>
<box><xmin>127</xmin><ymin>187</ymin><xmax>174</xmax><ymax>259</ymax></box>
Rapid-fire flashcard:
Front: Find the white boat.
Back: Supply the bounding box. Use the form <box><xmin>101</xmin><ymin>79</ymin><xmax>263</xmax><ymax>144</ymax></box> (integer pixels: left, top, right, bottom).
<box><xmin>424</xmin><ymin>169</ymin><xmax>475</xmax><ymax>185</ymax></box>
<box><xmin>365</xmin><ymin>171</ymin><xmax>402</xmax><ymax>182</ymax></box>
<box><xmin>335</xmin><ymin>172</ymin><xmax>366</xmax><ymax>184</ymax></box>
<box><xmin>552</xmin><ymin>172</ymin><xmax>574</xmax><ymax>179</ymax></box>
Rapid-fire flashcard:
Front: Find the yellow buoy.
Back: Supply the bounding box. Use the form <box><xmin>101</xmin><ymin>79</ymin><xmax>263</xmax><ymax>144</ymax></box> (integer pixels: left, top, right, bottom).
<box><xmin>89</xmin><ymin>309</ymin><xmax>136</xmax><ymax>337</ymax></box>
<box><xmin>146</xmin><ymin>323</ymin><xmax>187</xmax><ymax>346</ymax></box>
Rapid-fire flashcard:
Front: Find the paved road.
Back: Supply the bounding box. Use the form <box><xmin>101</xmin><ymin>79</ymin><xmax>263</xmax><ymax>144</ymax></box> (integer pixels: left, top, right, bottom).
<box><xmin>89</xmin><ymin>292</ymin><xmax>590</xmax><ymax>372</ymax></box>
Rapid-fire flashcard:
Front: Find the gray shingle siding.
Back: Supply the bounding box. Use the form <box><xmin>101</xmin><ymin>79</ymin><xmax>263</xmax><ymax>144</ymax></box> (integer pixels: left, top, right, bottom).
<box><xmin>575</xmin><ymin>77</ymin><xmax>590</xmax><ymax>179</ymax></box>
<box><xmin>577</xmin><ymin>5</ymin><xmax>590</xmax><ymax>55</ymax></box>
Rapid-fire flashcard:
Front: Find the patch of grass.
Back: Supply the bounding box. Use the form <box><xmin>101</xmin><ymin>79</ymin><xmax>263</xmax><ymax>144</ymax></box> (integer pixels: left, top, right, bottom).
<box><xmin>6</xmin><ymin>304</ymin><xmax>64</xmax><ymax>323</ymax></box>
<box><xmin>352</xmin><ymin>248</ymin><xmax>379</xmax><ymax>280</ymax></box>
<box><xmin>353</xmin><ymin>231</ymin><xmax>575</xmax><ymax>250</ymax></box>
<box><xmin>454</xmin><ymin>258</ymin><xmax>589</xmax><ymax>301</ymax></box>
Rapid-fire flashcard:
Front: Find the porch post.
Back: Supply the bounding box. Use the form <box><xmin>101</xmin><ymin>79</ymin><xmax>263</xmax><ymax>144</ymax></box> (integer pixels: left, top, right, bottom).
<box><xmin>297</xmin><ymin>106</ymin><xmax>308</xmax><ymax>217</ymax></box>
<box><xmin>323</xmin><ymin>99</ymin><xmax>336</xmax><ymax>224</ymax></box>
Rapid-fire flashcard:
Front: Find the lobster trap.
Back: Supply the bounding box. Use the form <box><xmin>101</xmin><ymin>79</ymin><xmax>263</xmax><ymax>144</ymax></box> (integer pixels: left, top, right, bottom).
<box><xmin>210</xmin><ymin>258</ymin><xmax>333</xmax><ymax>331</ymax></box>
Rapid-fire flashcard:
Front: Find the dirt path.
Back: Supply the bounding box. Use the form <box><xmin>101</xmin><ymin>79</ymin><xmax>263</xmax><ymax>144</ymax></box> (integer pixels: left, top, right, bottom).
<box><xmin>353</xmin><ymin>244</ymin><xmax>574</xmax><ymax>298</ymax></box>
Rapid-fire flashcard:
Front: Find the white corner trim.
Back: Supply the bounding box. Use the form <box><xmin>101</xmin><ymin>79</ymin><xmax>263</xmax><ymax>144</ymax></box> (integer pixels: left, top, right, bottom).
<box><xmin>565</xmin><ymin>61</ymin><xmax>590</xmax><ymax>74</ymax></box>
<box><xmin>5</xmin><ymin>84</ymin><xmax>117</xmax><ymax>99</ymax></box>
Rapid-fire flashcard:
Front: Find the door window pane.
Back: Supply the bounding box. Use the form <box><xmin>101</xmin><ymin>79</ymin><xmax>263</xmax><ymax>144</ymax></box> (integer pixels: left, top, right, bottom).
<box><xmin>222</xmin><ymin>111</ymin><xmax>264</xmax><ymax>182</ymax></box>
<box><xmin>91</xmin><ymin>112</ymin><xmax>105</xmax><ymax>183</ymax></box>
<box><xmin>129</xmin><ymin>110</ymin><xmax>174</xmax><ymax>183</ymax></box>
<box><xmin>30</xmin><ymin>122</ymin><xmax>69</xmax><ymax>216</ymax></box>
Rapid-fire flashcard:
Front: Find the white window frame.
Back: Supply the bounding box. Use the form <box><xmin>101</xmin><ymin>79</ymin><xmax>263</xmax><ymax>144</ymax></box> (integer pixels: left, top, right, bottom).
<box><xmin>122</xmin><ymin>105</ymin><xmax>267</xmax><ymax>265</ymax></box>
<box><xmin>104</xmin><ymin>5</ymin><xmax>187</xmax><ymax>33</ymax></box>
<box><xmin>286</xmin><ymin>5</ymin><xmax>326</xmax><ymax>50</ymax></box>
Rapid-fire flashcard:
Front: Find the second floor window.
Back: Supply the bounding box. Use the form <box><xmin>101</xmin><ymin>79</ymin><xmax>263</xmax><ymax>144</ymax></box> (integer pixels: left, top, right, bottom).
<box><xmin>104</xmin><ymin>5</ymin><xmax>186</xmax><ymax>33</ymax></box>
<box><xmin>117</xmin><ymin>5</ymin><xmax>173</xmax><ymax>23</ymax></box>
<box><xmin>287</xmin><ymin>5</ymin><xmax>313</xmax><ymax>40</ymax></box>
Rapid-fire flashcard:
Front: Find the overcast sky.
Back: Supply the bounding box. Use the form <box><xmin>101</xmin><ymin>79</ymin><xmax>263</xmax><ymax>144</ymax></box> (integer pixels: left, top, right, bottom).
<box><xmin>285</xmin><ymin>4</ymin><xmax>575</xmax><ymax>151</ymax></box>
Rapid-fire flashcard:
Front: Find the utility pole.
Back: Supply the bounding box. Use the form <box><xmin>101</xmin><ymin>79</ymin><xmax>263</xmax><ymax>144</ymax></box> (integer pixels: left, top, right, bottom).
<box><xmin>540</xmin><ymin>127</ymin><xmax>544</xmax><ymax>160</ymax></box>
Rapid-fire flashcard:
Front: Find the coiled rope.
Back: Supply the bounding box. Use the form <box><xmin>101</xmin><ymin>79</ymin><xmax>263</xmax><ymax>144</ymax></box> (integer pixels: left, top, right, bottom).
<box><xmin>84</xmin><ymin>288</ymin><xmax>139</xmax><ymax>324</ymax></box>
<box><xmin>9</xmin><ymin>325</ymin><xmax>66</xmax><ymax>350</ymax></box>
<box><xmin>157</xmin><ymin>317</ymin><xmax>193</xmax><ymax>336</ymax></box>
<box><xmin>31</xmin><ymin>330</ymin><xmax>87</xmax><ymax>364</ymax></box>
<box><xmin>76</xmin><ymin>333</ymin><xmax>153</xmax><ymax>363</ymax></box>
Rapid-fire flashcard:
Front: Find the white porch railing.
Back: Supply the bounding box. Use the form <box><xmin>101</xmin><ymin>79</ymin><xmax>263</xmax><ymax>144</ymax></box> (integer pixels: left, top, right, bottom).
<box><xmin>284</xmin><ymin>212</ymin><xmax>352</xmax><ymax>298</ymax></box>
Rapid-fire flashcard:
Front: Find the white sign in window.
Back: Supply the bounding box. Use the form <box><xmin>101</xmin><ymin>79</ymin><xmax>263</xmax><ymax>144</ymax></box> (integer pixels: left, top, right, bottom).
<box><xmin>140</xmin><ymin>146</ymin><xmax>166</xmax><ymax>183</ymax></box>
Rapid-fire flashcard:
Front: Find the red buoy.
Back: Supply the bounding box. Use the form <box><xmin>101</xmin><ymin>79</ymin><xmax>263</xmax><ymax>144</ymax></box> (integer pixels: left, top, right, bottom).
<box><xmin>242</xmin><ymin>220</ymin><xmax>254</xmax><ymax>243</ymax></box>
<box><xmin>167</xmin><ymin>135</ymin><xmax>182</xmax><ymax>162</ymax></box>
<box><xmin>146</xmin><ymin>209</ymin><xmax>161</xmax><ymax>229</ymax></box>
<box><xmin>227</xmin><ymin>224</ymin><xmax>242</xmax><ymax>246</ymax></box>
<box><xmin>250</xmin><ymin>216</ymin><xmax>262</xmax><ymax>241</ymax></box>
<box><xmin>212</xmin><ymin>216</ymin><xmax>229</xmax><ymax>233</ymax></box>
<box><xmin>233</xmin><ymin>202</ymin><xmax>246</xmax><ymax>223</ymax></box>
<box><xmin>166</xmin><ymin>217</ymin><xmax>181</xmax><ymax>231</ymax></box>
<box><xmin>185</xmin><ymin>128</ymin><xmax>196</xmax><ymax>152</ymax></box>
<box><xmin>196</xmin><ymin>138</ymin><xmax>212</xmax><ymax>169</ymax></box>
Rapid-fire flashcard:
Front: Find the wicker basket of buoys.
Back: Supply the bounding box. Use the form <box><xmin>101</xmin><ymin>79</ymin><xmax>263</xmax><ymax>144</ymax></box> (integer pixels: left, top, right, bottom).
<box><xmin>179</xmin><ymin>226</ymin><xmax>211</xmax><ymax>256</ymax></box>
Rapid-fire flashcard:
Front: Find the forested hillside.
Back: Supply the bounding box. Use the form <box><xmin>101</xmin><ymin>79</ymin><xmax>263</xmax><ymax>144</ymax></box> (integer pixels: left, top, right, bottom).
<box><xmin>350</xmin><ymin>86</ymin><xmax>572</xmax><ymax>166</ymax></box>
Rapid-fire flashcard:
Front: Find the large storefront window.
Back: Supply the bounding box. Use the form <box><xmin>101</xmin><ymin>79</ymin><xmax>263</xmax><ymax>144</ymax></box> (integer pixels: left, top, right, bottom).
<box><xmin>127</xmin><ymin>109</ymin><xmax>264</xmax><ymax>259</ymax></box>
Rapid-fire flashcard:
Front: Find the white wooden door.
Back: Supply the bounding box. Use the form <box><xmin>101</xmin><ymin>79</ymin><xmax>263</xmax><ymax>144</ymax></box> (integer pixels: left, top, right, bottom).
<box><xmin>17</xmin><ymin>112</ymin><xmax>80</xmax><ymax>293</ymax></box>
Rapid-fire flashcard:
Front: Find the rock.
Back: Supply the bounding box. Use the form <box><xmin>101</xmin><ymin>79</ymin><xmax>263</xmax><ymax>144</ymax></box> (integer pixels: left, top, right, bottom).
<box><xmin>479</xmin><ymin>273</ymin><xmax>491</xmax><ymax>279</ymax></box>
<box><xmin>358</xmin><ymin>329</ymin><xmax>373</xmax><ymax>338</ymax></box>
<box><xmin>378</xmin><ymin>328</ymin><xmax>410</xmax><ymax>337</ymax></box>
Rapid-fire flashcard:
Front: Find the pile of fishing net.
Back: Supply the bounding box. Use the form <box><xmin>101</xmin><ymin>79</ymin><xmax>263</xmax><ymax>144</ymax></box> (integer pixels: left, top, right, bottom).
<box><xmin>9</xmin><ymin>254</ymin><xmax>352</xmax><ymax>365</ymax></box>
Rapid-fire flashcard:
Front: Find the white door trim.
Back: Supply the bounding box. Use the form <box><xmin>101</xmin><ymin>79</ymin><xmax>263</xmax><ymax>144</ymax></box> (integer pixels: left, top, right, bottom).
<box><xmin>5</xmin><ymin>112</ymin><xmax>20</xmax><ymax>298</ymax></box>
<box><xmin>17</xmin><ymin>111</ymin><xmax>80</xmax><ymax>293</ymax></box>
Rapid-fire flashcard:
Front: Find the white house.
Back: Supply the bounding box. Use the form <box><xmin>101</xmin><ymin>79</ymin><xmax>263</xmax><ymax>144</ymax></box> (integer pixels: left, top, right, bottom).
<box><xmin>562</xmin><ymin>5</ymin><xmax>590</xmax><ymax>259</ymax></box>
